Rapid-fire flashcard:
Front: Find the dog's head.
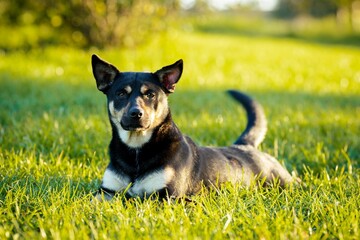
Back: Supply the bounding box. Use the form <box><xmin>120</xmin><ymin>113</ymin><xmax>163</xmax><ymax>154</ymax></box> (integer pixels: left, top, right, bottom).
<box><xmin>91</xmin><ymin>54</ymin><xmax>183</xmax><ymax>148</ymax></box>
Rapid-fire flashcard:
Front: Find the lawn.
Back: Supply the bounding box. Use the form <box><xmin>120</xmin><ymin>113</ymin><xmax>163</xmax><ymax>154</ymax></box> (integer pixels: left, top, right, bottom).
<box><xmin>0</xmin><ymin>26</ymin><xmax>359</xmax><ymax>239</ymax></box>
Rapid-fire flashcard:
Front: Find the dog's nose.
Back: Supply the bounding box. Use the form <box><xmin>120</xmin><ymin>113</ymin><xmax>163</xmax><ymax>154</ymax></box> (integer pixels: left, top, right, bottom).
<box><xmin>129</xmin><ymin>107</ymin><xmax>143</xmax><ymax>119</ymax></box>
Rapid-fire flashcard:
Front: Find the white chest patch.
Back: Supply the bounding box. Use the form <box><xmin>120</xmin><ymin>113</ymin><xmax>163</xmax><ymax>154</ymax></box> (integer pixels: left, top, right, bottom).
<box><xmin>108</xmin><ymin>101</ymin><xmax>153</xmax><ymax>148</ymax></box>
<box><xmin>128</xmin><ymin>167</ymin><xmax>175</xmax><ymax>198</ymax></box>
<box><xmin>118</xmin><ymin>129</ymin><xmax>153</xmax><ymax>148</ymax></box>
<box><xmin>101</xmin><ymin>168</ymin><xmax>131</xmax><ymax>191</ymax></box>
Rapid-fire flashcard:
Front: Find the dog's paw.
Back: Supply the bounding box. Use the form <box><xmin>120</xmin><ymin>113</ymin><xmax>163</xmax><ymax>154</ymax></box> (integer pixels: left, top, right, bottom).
<box><xmin>291</xmin><ymin>171</ymin><xmax>302</xmax><ymax>184</ymax></box>
<box><xmin>91</xmin><ymin>192</ymin><xmax>114</xmax><ymax>203</ymax></box>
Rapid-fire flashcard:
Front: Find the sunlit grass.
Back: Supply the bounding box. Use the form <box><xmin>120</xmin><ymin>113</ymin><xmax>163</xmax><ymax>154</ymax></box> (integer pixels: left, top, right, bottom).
<box><xmin>1</xmin><ymin>29</ymin><xmax>359</xmax><ymax>239</ymax></box>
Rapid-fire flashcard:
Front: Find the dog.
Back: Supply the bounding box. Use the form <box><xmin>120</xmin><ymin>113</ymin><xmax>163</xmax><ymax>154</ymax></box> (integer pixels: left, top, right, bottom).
<box><xmin>91</xmin><ymin>55</ymin><xmax>294</xmax><ymax>201</ymax></box>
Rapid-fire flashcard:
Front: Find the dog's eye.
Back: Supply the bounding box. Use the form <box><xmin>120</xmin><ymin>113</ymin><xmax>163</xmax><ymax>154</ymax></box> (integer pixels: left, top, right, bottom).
<box><xmin>145</xmin><ymin>91</ymin><xmax>155</xmax><ymax>99</ymax></box>
<box><xmin>116</xmin><ymin>89</ymin><xmax>128</xmax><ymax>98</ymax></box>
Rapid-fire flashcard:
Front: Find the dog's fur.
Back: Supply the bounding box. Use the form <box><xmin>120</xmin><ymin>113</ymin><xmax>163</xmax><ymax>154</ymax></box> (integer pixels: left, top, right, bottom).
<box><xmin>91</xmin><ymin>55</ymin><xmax>294</xmax><ymax>200</ymax></box>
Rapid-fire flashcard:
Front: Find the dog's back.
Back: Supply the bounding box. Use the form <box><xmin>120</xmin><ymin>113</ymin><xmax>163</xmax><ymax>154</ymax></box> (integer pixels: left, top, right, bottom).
<box><xmin>161</xmin><ymin>90</ymin><xmax>293</xmax><ymax>195</ymax></box>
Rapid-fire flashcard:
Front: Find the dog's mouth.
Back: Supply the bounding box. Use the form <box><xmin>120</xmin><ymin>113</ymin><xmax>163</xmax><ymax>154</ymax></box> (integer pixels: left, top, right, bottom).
<box><xmin>120</xmin><ymin>119</ymin><xmax>150</xmax><ymax>131</ymax></box>
<box><xmin>121</xmin><ymin>124</ymin><xmax>149</xmax><ymax>131</ymax></box>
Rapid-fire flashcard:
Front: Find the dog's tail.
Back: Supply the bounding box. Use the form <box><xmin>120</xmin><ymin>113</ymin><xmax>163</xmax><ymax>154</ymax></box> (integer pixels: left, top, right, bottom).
<box><xmin>227</xmin><ymin>90</ymin><xmax>267</xmax><ymax>148</ymax></box>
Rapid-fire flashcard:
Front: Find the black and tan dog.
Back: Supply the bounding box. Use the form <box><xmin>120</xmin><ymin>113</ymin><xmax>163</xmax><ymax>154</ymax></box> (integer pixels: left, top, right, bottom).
<box><xmin>91</xmin><ymin>55</ymin><xmax>294</xmax><ymax>201</ymax></box>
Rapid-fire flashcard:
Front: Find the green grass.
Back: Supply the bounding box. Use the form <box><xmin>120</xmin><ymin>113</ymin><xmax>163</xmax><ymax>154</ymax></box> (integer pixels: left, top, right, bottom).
<box><xmin>1</xmin><ymin>28</ymin><xmax>360</xmax><ymax>239</ymax></box>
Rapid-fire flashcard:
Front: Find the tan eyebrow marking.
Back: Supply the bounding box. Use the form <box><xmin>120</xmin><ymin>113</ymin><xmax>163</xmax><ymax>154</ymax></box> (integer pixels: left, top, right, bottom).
<box><xmin>140</xmin><ymin>85</ymin><xmax>149</xmax><ymax>94</ymax></box>
<box><xmin>124</xmin><ymin>85</ymin><xmax>132</xmax><ymax>93</ymax></box>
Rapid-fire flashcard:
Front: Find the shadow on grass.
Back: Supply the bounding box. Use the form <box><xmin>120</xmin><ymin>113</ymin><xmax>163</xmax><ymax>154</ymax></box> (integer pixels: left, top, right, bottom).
<box><xmin>0</xmin><ymin>75</ymin><xmax>103</xmax><ymax>120</ymax></box>
<box><xmin>0</xmin><ymin>173</ymin><xmax>97</xmax><ymax>205</ymax></box>
<box><xmin>1</xmin><ymin>76</ymin><xmax>358</xmax><ymax>126</ymax></box>
<box><xmin>1</xmin><ymin>77</ymin><xmax>359</xmax><ymax>174</ymax></box>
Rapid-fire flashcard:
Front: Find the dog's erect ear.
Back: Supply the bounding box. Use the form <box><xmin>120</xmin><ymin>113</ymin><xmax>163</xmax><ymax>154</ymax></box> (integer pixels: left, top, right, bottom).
<box><xmin>155</xmin><ymin>59</ymin><xmax>183</xmax><ymax>93</ymax></box>
<box><xmin>91</xmin><ymin>54</ymin><xmax>119</xmax><ymax>92</ymax></box>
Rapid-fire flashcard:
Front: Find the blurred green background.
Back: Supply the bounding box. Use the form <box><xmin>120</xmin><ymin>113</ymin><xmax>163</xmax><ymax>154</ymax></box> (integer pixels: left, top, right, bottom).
<box><xmin>0</xmin><ymin>0</ymin><xmax>359</xmax><ymax>50</ymax></box>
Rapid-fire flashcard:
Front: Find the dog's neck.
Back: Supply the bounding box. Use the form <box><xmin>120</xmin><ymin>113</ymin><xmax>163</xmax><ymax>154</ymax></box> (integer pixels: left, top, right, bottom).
<box><xmin>118</xmin><ymin>129</ymin><xmax>153</xmax><ymax>148</ymax></box>
<box><xmin>110</xmin><ymin>111</ymin><xmax>179</xmax><ymax>149</ymax></box>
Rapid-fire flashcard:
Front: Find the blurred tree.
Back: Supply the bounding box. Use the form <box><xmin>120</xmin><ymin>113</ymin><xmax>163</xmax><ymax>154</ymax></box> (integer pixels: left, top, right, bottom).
<box><xmin>308</xmin><ymin>0</ymin><xmax>338</xmax><ymax>17</ymax></box>
<box><xmin>273</xmin><ymin>0</ymin><xmax>338</xmax><ymax>19</ymax></box>
<box><xmin>0</xmin><ymin>0</ymin><xmax>180</xmax><ymax>48</ymax></box>
<box><xmin>272</xmin><ymin>0</ymin><xmax>299</xmax><ymax>19</ymax></box>
<box><xmin>273</xmin><ymin>0</ymin><xmax>357</xmax><ymax>32</ymax></box>
<box><xmin>183</xmin><ymin>0</ymin><xmax>211</xmax><ymax>12</ymax></box>
<box><xmin>336</xmin><ymin>0</ymin><xmax>357</xmax><ymax>31</ymax></box>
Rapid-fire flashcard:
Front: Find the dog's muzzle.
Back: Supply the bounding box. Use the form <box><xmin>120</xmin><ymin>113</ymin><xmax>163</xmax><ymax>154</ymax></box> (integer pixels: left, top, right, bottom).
<box><xmin>129</xmin><ymin>107</ymin><xmax>143</xmax><ymax>119</ymax></box>
<box><xmin>121</xmin><ymin>107</ymin><xmax>149</xmax><ymax>131</ymax></box>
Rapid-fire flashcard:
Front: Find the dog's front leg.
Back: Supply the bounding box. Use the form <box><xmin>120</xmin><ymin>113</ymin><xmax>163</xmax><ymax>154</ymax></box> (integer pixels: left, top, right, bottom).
<box><xmin>93</xmin><ymin>168</ymin><xmax>130</xmax><ymax>202</ymax></box>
